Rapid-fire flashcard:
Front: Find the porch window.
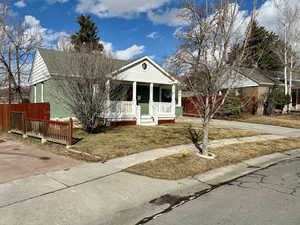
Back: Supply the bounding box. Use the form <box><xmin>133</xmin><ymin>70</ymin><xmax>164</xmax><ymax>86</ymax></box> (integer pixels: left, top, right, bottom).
<box><xmin>110</xmin><ymin>84</ymin><xmax>132</xmax><ymax>101</ymax></box>
<box><xmin>161</xmin><ymin>88</ymin><xmax>172</xmax><ymax>102</ymax></box>
<box><xmin>153</xmin><ymin>87</ymin><xmax>160</xmax><ymax>102</ymax></box>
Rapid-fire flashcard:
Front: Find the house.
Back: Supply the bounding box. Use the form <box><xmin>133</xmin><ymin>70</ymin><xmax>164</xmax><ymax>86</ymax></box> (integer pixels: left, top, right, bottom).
<box><xmin>29</xmin><ymin>48</ymin><xmax>182</xmax><ymax>126</ymax></box>
<box><xmin>182</xmin><ymin>67</ymin><xmax>300</xmax><ymax>116</ymax></box>
<box><xmin>231</xmin><ymin>68</ymin><xmax>300</xmax><ymax>111</ymax></box>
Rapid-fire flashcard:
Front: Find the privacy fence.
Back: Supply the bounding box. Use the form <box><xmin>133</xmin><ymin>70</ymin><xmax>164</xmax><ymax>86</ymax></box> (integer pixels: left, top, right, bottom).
<box><xmin>0</xmin><ymin>103</ymin><xmax>50</xmax><ymax>131</ymax></box>
<box><xmin>182</xmin><ymin>96</ymin><xmax>257</xmax><ymax>117</ymax></box>
<box><xmin>0</xmin><ymin>103</ymin><xmax>73</xmax><ymax>146</ymax></box>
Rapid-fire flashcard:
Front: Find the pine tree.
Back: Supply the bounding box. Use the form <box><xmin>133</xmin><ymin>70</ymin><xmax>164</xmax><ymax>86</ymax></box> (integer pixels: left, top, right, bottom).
<box><xmin>228</xmin><ymin>20</ymin><xmax>283</xmax><ymax>71</ymax></box>
<box><xmin>71</xmin><ymin>15</ymin><xmax>104</xmax><ymax>53</ymax></box>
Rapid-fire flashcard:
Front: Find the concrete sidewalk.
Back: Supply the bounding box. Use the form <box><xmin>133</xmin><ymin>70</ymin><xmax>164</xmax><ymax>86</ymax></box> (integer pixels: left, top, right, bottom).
<box><xmin>0</xmin><ymin>134</ymin><xmax>284</xmax><ymax>208</ymax></box>
<box><xmin>1</xmin><ymin>148</ymin><xmax>299</xmax><ymax>225</ymax></box>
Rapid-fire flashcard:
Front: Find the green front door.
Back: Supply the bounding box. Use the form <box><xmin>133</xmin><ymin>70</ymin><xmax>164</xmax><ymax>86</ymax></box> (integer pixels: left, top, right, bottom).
<box><xmin>140</xmin><ymin>103</ymin><xmax>149</xmax><ymax>115</ymax></box>
<box><xmin>137</xmin><ymin>85</ymin><xmax>150</xmax><ymax>115</ymax></box>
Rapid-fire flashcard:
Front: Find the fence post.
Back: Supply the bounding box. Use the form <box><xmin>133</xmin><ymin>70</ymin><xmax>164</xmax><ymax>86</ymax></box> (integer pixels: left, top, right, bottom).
<box><xmin>22</xmin><ymin>113</ymin><xmax>28</xmax><ymax>139</ymax></box>
<box><xmin>67</xmin><ymin>118</ymin><xmax>73</xmax><ymax>148</ymax></box>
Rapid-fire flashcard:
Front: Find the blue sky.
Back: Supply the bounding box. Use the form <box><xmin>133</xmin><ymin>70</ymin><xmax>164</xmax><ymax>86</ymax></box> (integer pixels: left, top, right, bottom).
<box><xmin>12</xmin><ymin>0</ymin><xmax>274</xmax><ymax>64</ymax></box>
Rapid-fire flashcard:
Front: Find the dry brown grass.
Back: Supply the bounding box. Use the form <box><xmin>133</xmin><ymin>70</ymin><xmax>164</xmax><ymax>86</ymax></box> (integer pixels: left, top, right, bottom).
<box><xmin>0</xmin><ymin>122</ymin><xmax>261</xmax><ymax>162</ymax></box>
<box><xmin>236</xmin><ymin>114</ymin><xmax>300</xmax><ymax>129</ymax></box>
<box><xmin>71</xmin><ymin>123</ymin><xmax>261</xmax><ymax>161</ymax></box>
<box><xmin>125</xmin><ymin>138</ymin><xmax>300</xmax><ymax>180</ymax></box>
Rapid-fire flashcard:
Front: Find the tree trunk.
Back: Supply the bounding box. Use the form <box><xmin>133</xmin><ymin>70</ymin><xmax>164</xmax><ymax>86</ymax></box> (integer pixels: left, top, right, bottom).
<box><xmin>202</xmin><ymin>121</ymin><xmax>209</xmax><ymax>156</ymax></box>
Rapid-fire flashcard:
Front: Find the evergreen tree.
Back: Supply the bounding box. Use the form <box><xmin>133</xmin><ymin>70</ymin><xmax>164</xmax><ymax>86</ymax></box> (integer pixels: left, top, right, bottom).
<box><xmin>228</xmin><ymin>21</ymin><xmax>283</xmax><ymax>71</ymax></box>
<box><xmin>71</xmin><ymin>15</ymin><xmax>104</xmax><ymax>52</ymax></box>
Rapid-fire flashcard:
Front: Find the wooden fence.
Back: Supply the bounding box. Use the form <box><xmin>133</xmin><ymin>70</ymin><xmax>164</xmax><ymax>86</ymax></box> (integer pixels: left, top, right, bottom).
<box><xmin>182</xmin><ymin>96</ymin><xmax>257</xmax><ymax>117</ymax></box>
<box><xmin>10</xmin><ymin>111</ymin><xmax>73</xmax><ymax>146</ymax></box>
<box><xmin>0</xmin><ymin>103</ymin><xmax>50</xmax><ymax>131</ymax></box>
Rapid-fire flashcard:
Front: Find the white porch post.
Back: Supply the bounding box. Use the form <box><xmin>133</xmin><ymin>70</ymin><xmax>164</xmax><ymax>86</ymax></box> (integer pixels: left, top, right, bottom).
<box><xmin>34</xmin><ymin>85</ymin><xmax>37</xmax><ymax>103</ymax></box>
<box><xmin>172</xmin><ymin>84</ymin><xmax>176</xmax><ymax>115</ymax></box>
<box><xmin>133</xmin><ymin>81</ymin><xmax>137</xmax><ymax>115</ymax></box>
<box><xmin>177</xmin><ymin>89</ymin><xmax>182</xmax><ymax>107</ymax></box>
<box><xmin>149</xmin><ymin>83</ymin><xmax>153</xmax><ymax>115</ymax></box>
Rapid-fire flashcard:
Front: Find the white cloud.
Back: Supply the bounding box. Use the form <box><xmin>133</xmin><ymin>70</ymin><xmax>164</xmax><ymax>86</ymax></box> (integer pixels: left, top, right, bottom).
<box><xmin>147</xmin><ymin>32</ymin><xmax>159</xmax><ymax>39</ymax></box>
<box><xmin>256</xmin><ymin>0</ymin><xmax>300</xmax><ymax>37</ymax></box>
<box><xmin>75</xmin><ymin>0</ymin><xmax>170</xmax><ymax>19</ymax></box>
<box><xmin>24</xmin><ymin>15</ymin><xmax>40</xmax><ymax>27</ymax></box>
<box><xmin>102</xmin><ymin>41</ymin><xmax>144</xmax><ymax>60</ymax></box>
<box><xmin>14</xmin><ymin>0</ymin><xmax>26</xmax><ymax>8</ymax></box>
<box><xmin>147</xmin><ymin>8</ymin><xmax>188</xmax><ymax>26</ymax></box>
<box><xmin>47</xmin><ymin>0</ymin><xmax>70</xmax><ymax>3</ymax></box>
<box><xmin>24</xmin><ymin>15</ymin><xmax>69</xmax><ymax>49</ymax></box>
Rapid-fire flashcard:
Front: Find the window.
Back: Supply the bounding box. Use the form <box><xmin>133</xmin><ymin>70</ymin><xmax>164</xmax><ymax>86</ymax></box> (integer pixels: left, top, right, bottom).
<box><xmin>161</xmin><ymin>88</ymin><xmax>172</xmax><ymax>102</ymax></box>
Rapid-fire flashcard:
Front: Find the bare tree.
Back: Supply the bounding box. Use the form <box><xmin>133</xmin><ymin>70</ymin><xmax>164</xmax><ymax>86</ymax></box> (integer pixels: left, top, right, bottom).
<box><xmin>0</xmin><ymin>1</ymin><xmax>42</xmax><ymax>103</ymax></box>
<box><xmin>272</xmin><ymin>0</ymin><xmax>300</xmax><ymax>111</ymax></box>
<box><xmin>54</xmin><ymin>49</ymin><xmax>128</xmax><ymax>133</ymax></box>
<box><xmin>170</xmin><ymin>0</ymin><xmax>254</xmax><ymax>157</ymax></box>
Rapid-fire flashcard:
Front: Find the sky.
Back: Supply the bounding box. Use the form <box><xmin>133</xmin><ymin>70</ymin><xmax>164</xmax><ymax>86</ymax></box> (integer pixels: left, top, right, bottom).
<box><xmin>10</xmin><ymin>0</ymin><xmax>296</xmax><ymax>65</ymax></box>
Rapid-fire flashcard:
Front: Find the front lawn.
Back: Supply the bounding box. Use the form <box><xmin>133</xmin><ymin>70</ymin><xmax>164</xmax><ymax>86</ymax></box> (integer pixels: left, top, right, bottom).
<box><xmin>125</xmin><ymin>138</ymin><xmax>300</xmax><ymax>180</ymax></box>
<box><xmin>72</xmin><ymin>123</ymin><xmax>261</xmax><ymax>161</ymax></box>
<box><xmin>235</xmin><ymin>114</ymin><xmax>300</xmax><ymax>129</ymax></box>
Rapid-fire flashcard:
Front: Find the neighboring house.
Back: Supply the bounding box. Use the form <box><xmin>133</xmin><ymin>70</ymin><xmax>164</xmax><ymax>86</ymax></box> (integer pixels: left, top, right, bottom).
<box><xmin>29</xmin><ymin>48</ymin><xmax>182</xmax><ymax>126</ymax></box>
<box><xmin>231</xmin><ymin>68</ymin><xmax>300</xmax><ymax>111</ymax></box>
<box><xmin>182</xmin><ymin>67</ymin><xmax>300</xmax><ymax>116</ymax></box>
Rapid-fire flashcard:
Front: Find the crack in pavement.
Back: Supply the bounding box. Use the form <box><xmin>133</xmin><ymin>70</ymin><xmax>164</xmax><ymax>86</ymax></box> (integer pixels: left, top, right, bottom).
<box><xmin>135</xmin><ymin>157</ymin><xmax>300</xmax><ymax>225</ymax></box>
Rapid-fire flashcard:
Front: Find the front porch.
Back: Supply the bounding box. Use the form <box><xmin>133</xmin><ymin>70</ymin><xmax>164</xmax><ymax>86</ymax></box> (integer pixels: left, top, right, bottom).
<box><xmin>107</xmin><ymin>81</ymin><xmax>182</xmax><ymax>126</ymax></box>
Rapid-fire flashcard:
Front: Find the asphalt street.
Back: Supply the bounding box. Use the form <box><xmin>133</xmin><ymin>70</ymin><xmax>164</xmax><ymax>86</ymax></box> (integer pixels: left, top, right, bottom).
<box><xmin>142</xmin><ymin>157</ymin><xmax>300</xmax><ymax>225</ymax></box>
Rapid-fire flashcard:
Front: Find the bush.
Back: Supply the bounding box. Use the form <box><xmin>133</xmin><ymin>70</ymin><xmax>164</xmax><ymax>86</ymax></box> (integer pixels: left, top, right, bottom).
<box><xmin>265</xmin><ymin>87</ymin><xmax>290</xmax><ymax>114</ymax></box>
<box><xmin>218</xmin><ymin>95</ymin><xmax>250</xmax><ymax>118</ymax></box>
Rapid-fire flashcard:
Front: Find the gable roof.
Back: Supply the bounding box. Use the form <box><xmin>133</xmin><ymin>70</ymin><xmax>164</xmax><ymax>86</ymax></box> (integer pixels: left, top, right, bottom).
<box><xmin>32</xmin><ymin>48</ymin><xmax>178</xmax><ymax>84</ymax></box>
<box><xmin>235</xmin><ymin>67</ymin><xmax>280</xmax><ymax>86</ymax></box>
<box><xmin>37</xmin><ymin>48</ymin><xmax>129</xmax><ymax>77</ymax></box>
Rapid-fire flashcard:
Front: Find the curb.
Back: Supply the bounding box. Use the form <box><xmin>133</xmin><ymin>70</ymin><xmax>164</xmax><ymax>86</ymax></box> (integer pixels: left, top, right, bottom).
<box><xmin>132</xmin><ymin>149</ymin><xmax>300</xmax><ymax>225</ymax></box>
<box><xmin>193</xmin><ymin>149</ymin><xmax>300</xmax><ymax>186</ymax></box>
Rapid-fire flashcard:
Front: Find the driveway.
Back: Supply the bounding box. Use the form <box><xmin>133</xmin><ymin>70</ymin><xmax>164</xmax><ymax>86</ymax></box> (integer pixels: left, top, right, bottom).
<box><xmin>183</xmin><ymin>116</ymin><xmax>300</xmax><ymax>137</ymax></box>
<box><xmin>0</xmin><ymin>138</ymin><xmax>82</xmax><ymax>184</ymax></box>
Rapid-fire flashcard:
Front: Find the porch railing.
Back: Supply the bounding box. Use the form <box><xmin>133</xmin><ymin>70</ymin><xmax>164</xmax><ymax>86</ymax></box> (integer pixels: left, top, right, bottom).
<box><xmin>10</xmin><ymin>111</ymin><xmax>73</xmax><ymax>146</ymax></box>
<box><xmin>110</xmin><ymin>101</ymin><xmax>134</xmax><ymax>114</ymax></box>
<box><xmin>152</xmin><ymin>102</ymin><xmax>173</xmax><ymax>115</ymax></box>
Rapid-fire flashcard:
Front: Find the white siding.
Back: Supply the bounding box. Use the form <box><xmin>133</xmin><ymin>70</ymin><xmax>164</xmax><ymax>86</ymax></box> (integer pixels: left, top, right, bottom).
<box><xmin>29</xmin><ymin>50</ymin><xmax>50</xmax><ymax>85</ymax></box>
<box><xmin>116</xmin><ymin>59</ymin><xmax>175</xmax><ymax>84</ymax></box>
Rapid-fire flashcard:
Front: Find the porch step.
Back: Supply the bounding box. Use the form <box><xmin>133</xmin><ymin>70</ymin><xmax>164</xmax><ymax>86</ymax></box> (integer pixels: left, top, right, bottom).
<box><xmin>140</xmin><ymin>115</ymin><xmax>156</xmax><ymax>126</ymax></box>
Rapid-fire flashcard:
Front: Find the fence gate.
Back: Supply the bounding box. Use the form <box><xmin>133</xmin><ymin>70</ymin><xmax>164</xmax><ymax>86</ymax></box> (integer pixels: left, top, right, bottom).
<box><xmin>10</xmin><ymin>112</ymin><xmax>25</xmax><ymax>133</ymax></box>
